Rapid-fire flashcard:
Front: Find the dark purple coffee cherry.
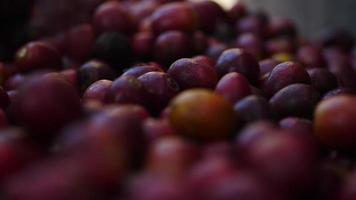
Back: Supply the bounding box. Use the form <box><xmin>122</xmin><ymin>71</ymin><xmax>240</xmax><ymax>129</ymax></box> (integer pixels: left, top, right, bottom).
<box><xmin>263</xmin><ymin>61</ymin><xmax>311</xmax><ymax>97</ymax></box>
<box><xmin>122</xmin><ymin>63</ymin><xmax>164</xmax><ymax>78</ymax></box>
<box><xmin>215</xmin><ymin>48</ymin><xmax>260</xmax><ymax>85</ymax></box>
<box><xmin>110</xmin><ymin>76</ymin><xmax>148</xmax><ymax>106</ymax></box>
<box><xmin>215</xmin><ymin>72</ymin><xmax>251</xmax><ymax>104</ymax></box>
<box><xmin>15</xmin><ymin>41</ymin><xmax>62</xmax><ymax>72</ymax></box>
<box><xmin>78</xmin><ymin>60</ymin><xmax>115</xmax><ymax>93</ymax></box>
<box><xmin>11</xmin><ymin>75</ymin><xmax>81</xmax><ymax>135</ymax></box>
<box><xmin>138</xmin><ymin>72</ymin><xmax>180</xmax><ymax>113</ymax></box>
<box><xmin>259</xmin><ymin>59</ymin><xmax>279</xmax><ymax>76</ymax></box>
<box><xmin>83</xmin><ymin>80</ymin><xmax>112</xmax><ymax>104</ymax></box>
<box><xmin>168</xmin><ymin>58</ymin><xmax>218</xmax><ymax>89</ymax></box>
<box><xmin>205</xmin><ymin>39</ymin><xmax>228</xmax><ymax>61</ymax></box>
<box><xmin>234</xmin><ymin>95</ymin><xmax>273</xmax><ymax>124</ymax></box>
<box><xmin>323</xmin><ymin>88</ymin><xmax>356</xmax><ymax>100</ymax></box>
<box><xmin>279</xmin><ymin>117</ymin><xmax>313</xmax><ymax>136</ymax></box>
<box><xmin>269</xmin><ymin>83</ymin><xmax>320</xmax><ymax>118</ymax></box>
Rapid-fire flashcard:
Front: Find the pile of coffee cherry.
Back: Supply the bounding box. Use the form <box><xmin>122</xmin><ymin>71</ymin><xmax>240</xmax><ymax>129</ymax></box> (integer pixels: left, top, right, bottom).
<box><xmin>0</xmin><ymin>0</ymin><xmax>356</xmax><ymax>199</ymax></box>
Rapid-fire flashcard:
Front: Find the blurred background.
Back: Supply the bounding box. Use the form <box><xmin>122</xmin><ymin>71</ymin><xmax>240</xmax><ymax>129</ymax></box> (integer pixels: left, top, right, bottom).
<box><xmin>1</xmin><ymin>0</ymin><xmax>356</xmax><ymax>60</ymax></box>
<box><xmin>213</xmin><ymin>0</ymin><xmax>356</xmax><ymax>38</ymax></box>
<box><xmin>244</xmin><ymin>0</ymin><xmax>356</xmax><ymax>38</ymax></box>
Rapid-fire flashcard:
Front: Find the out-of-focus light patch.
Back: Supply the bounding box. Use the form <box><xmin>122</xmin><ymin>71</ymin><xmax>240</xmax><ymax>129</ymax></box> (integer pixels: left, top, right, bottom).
<box><xmin>210</xmin><ymin>0</ymin><xmax>238</xmax><ymax>9</ymax></box>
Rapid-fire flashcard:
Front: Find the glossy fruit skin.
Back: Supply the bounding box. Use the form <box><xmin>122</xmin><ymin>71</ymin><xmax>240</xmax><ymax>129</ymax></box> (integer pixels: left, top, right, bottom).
<box><xmin>314</xmin><ymin>96</ymin><xmax>356</xmax><ymax>150</ymax></box>
<box><xmin>259</xmin><ymin>58</ymin><xmax>279</xmax><ymax>76</ymax></box>
<box><xmin>78</xmin><ymin>60</ymin><xmax>115</xmax><ymax>93</ymax></box>
<box><xmin>92</xmin><ymin>32</ymin><xmax>132</xmax><ymax>67</ymax></box>
<box><xmin>11</xmin><ymin>75</ymin><xmax>81</xmax><ymax>136</ymax></box>
<box><xmin>323</xmin><ymin>88</ymin><xmax>356</xmax><ymax>100</ymax></box>
<box><xmin>307</xmin><ymin>68</ymin><xmax>338</xmax><ymax>94</ymax></box>
<box><xmin>263</xmin><ymin>61</ymin><xmax>311</xmax><ymax>97</ymax></box>
<box><xmin>279</xmin><ymin>117</ymin><xmax>313</xmax><ymax>136</ymax></box>
<box><xmin>169</xmin><ymin>89</ymin><xmax>235</xmax><ymax>140</ymax></box>
<box><xmin>205</xmin><ymin>40</ymin><xmax>228</xmax><ymax>61</ymax></box>
<box><xmin>109</xmin><ymin>75</ymin><xmax>147</xmax><ymax>106</ymax></box>
<box><xmin>122</xmin><ymin>63</ymin><xmax>164</xmax><ymax>78</ymax></box>
<box><xmin>151</xmin><ymin>2</ymin><xmax>198</xmax><ymax>35</ymax></box>
<box><xmin>129</xmin><ymin>1</ymin><xmax>159</xmax><ymax>30</ymax></box>
<box><xmin>5</xmin><ymin>1</ymin><xmax>356</xmax><ymax>199</ymax></box>
<box><xmin>192</xmin><ymin>55</ymin><xmax>215</xmax><ymax>68</ymax></box>
<box><xmin>234</xmin><ymin>95</ymin><xmax>273</xmax><ymax>124</ymax></box>
<box><xmin>215</xmin><ymin>48</ymin><xmax>260</xmax><ymax>85</ymax></box>
<box><xmin>138</xmin><ymin>72</ymin><xmax>180</xmax><ymax>113</ymax></box>
<box><xmin>168</xmin><ymin>58</ymin><xmax>218</xmax><ymax>90</ymax></box>
<box><xmin>93</xmin><ymin>1</ymin><xmax>133</xmax><ymax>34</ymax></box>
<box><xmin>60</xmin><ymin>69</ymin><xmax>78</xmax><ymax>89</ymax></box>
<box><xmin>4</xmin><ymin>74</ymin><xmax>25</xmax><ymax>90</ymax></box>
<box><xmin>215</xmin><ymin>72</ymin><xmax>251</xmax><ymax>104</ymax></box>
<box><xmin>15</xmin><ymin>41</ymin><xmax>62</xmax><ymax>72</ymax></box>
<box><xmin>154</xmin><ymin>31</ymin><xmax>193</xmax><ymax>66</ymax></box>
<box><xmin>83</xmin><ymin>80</ymin><xmax>112</xmax><ymax>103</ymax></box>
<box><xmin>269</xmin><ymin>84</ymin><xmax>320</xmax><ymax>119</ymax></box>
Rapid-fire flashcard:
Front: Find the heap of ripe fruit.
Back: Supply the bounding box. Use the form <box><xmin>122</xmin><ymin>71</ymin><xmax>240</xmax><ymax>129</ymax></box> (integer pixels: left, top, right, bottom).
<box><xmin>0</xmin><ymin>0</ymin><xmax>356</xmax><ymax>199</ymax></box>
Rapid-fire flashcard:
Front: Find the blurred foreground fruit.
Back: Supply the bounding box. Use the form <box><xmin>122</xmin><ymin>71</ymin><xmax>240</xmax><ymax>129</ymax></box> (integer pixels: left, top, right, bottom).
<box><xmin>11</xmin><ymin>75</ymin><xmax>81</xmax><ymax>136</ymax></box>
<box><xmin>314</xmin><ymin>95</ymin><xmax>356</xmax><ymax>151</ymax></box>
